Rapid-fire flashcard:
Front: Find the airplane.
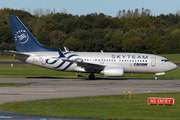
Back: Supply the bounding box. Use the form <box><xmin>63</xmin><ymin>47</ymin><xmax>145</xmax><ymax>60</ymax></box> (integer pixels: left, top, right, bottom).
<box><xmin>6</xmin><ymin>15</ymin><xmax>177</xmax><ymax>80</ymax></box>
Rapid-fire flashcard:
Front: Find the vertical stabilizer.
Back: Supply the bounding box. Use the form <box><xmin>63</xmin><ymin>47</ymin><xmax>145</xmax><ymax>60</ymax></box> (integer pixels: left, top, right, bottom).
<box><xmin>8</xmin><ymin>15</ymin><xmax>55</xmax><ymax>52</ymax></box>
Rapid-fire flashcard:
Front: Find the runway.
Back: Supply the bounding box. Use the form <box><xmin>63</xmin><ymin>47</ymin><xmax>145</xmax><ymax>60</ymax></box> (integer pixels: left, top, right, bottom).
<box><xmin>0</xmin><ymin>78</ymin><xmax>180</xmax><ymax>120</ymax></box>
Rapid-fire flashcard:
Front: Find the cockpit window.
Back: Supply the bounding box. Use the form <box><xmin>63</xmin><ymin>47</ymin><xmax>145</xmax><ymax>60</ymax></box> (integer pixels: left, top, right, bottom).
<box><xmin>161</xmin><ymin>59</ymin><xmax>169</xmax><ymax>62</ymax></box>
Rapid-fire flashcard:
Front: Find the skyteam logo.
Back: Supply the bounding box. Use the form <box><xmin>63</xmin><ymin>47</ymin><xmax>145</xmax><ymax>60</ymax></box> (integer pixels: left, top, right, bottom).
<box><xmin>15</xmin><ymin>30</ymin><xmax>29</xmax><ymax>44</ymax></box>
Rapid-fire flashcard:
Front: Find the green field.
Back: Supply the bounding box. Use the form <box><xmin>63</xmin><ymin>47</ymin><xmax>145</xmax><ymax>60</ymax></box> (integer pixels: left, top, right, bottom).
<box><xmin>161</xmin><ymin>54</ymin><xmax>180</xmax><ymax>63</ymax></box>
<box><xmin>0</xmin><ymin>92</ymin><xmax>179</xmax><ymax>119</ymax></box>
<box><xmin>0</xmin><ymin>65</ymin><xmax>179</xmax><ymax>79</ymax></box>
<box><xmin>0</xmin><ymin>56</ymin><xmax>20</xmax><ymax>62</ymax></box>
<box><xmin>0</xmin><ymin>83</ymin><xmax>29</xmax><ymax>87</ymax></box>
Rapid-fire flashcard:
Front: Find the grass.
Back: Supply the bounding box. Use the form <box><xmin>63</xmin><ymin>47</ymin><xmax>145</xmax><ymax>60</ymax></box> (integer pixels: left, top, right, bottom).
<box><xmin>0</xmin><ymin>65</ymin><xmax>179</xmax><ymax>79</ymax></box>
<box><xmin>0</xmin><ymin>83</ymin><xmax>30</xmax><ymax>87</ymax></box>
<box><xmin>160</xmin><ymin>54</ymin><xmax>180</xmax><ymax>63</ymax></box>
<box><xmin>0</xmin><ymin>65</ymin><xmax>90</xmax><ymax>78</ymax></box>
<box><xmin>0</xmin><ymin>92</ymin><xmax>180</xmax><ymax>119</ymax></box>
<box><xmin>0</xmin><ymin>64</ymin><xmax>180</xmax><ymax>79</ymax></box>
<box><xmin>0</xmin><ymin>56</ymin><xmax>20</xmax><ymax>62</ymax></box>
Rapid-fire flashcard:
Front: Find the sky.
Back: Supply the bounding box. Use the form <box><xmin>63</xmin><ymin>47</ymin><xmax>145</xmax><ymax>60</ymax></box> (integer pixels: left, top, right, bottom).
<box><xmin>0</xmin><ymin>0</ymin><xmax>180</xmax><ymax>17</ymax></box>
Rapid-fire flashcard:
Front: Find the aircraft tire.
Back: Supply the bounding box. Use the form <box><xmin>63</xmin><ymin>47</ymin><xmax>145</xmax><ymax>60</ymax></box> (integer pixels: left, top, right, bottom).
<box><xmin>89</xmin><ymin>74</ymin><xmax>95</xmax><ymax>80</ymax></box>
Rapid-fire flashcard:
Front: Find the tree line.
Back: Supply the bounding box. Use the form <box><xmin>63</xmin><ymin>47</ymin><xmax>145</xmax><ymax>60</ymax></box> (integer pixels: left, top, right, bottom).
<box><xmin>0</xmin><ymin>8</ymin><xmax>180</xmax><ymax>54</ymax></box>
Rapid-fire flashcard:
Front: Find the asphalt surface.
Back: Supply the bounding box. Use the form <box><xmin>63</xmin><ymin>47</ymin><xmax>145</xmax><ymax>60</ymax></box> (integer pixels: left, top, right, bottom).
<box><xmin>0</xmin><ymin>78</ymin><xmax>180</xmax><ymax>119</ymax></box>
<box><xmin>0</xmin><ymin>109</ymin><xmax>89</xmax><ymax>120</ymax></box>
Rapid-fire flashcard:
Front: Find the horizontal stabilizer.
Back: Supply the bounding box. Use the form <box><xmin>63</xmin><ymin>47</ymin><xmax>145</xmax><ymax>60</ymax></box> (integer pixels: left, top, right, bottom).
<box><xmin>4</xmin><ymin>50</ymin><xmax>30</xmax><ymax>57</ymax></box>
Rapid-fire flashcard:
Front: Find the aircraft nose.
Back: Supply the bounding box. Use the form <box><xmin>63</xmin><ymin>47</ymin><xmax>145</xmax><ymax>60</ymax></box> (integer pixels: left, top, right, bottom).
<box><xmin>171</xmin><ymin>63</ymin><xmax>177</xmax><ymax>70</ymax></box>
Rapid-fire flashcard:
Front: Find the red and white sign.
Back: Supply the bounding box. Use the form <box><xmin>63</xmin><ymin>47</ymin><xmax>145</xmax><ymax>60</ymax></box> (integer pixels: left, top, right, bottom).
<box><xmin>148</xmin><ymin>97</ymin><xmax>174</xmax><ymax>105</ymax></box>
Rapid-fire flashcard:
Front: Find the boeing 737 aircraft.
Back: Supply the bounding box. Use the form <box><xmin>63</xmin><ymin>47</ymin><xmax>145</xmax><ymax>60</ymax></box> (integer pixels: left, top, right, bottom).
<box><xmin>6</xmin><ymin>15</ymin><xmax>177</xmax><ymax>79</ymax></box>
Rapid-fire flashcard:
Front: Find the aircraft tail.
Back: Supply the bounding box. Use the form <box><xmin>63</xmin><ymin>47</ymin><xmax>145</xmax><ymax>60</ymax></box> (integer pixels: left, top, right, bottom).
<box><xmin>8</xmin><ymin>15</ymin><xmax>55</xmax><ymax>52</ymax></box>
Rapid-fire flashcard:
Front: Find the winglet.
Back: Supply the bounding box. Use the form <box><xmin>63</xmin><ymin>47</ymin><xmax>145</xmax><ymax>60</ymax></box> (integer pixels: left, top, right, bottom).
<box><xmin>57</xmin><ymin>47</ymin><xmax>65</xmax><ymax>58</ymax></box>
<box><xmin>64</xmin><ymin>47</ymin><xmax>69</xmax><ymax>52</ymax></box>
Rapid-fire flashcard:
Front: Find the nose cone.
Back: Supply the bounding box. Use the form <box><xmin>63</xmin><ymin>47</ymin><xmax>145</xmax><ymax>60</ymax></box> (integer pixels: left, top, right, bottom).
<box><xmin>171</xmin><ymin>63</ymin><xmax>177</xmax><ymax>70</ymax></box>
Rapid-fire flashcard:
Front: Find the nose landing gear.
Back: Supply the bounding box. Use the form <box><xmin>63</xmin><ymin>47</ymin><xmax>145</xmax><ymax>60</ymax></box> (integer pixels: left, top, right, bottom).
<box><xmin>154</xmin><ymin>72</ymin><xmax>165</xmax><ymax>80</ymax></box>
<box><xmin>154</xmin><ymin>76</ymin><xmax>158</xmax><ymax>80</ymax></box>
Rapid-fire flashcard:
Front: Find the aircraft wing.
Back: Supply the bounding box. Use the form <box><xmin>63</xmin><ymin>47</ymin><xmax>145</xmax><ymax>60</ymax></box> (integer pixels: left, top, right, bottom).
<box><xmin>63</xmin><ymin>58</ymin><xmax>106</xmax><ymax>71</ymax></box>
<box><xmin>57</xmin><ymin>47</ymin><xmax>105</xmax><ymax>71</ymax></box>
<box><xmin>4</xmin><ymin>50</ymin><xmax>30</xmax><ymax>57</ymax></box>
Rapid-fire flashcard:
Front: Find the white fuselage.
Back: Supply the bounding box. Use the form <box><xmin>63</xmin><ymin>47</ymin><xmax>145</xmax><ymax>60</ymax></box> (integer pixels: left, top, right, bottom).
<box><xmin>16</xmin><ymin>51</ymin><xmax>177</xmax><ymax>74</ymax></box>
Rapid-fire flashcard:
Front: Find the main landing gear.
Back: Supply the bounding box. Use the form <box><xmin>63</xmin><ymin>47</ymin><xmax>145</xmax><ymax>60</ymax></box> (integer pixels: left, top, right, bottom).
<box><xmin>89</xmin><ymin>73</ymin><xmax>95</xmax><ymax>80</ymax></box>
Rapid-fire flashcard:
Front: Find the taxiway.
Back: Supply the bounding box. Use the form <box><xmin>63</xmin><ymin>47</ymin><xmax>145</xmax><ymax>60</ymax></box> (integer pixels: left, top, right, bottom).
<box><xmin>0</xmin><ymin>78</ymin><xmax>180</xmax><ymax>104</ymax></box>
<box><xmin>0</xmin><ymin>78</ymin><xmax>180</xmax><ymax>120</ymax></box>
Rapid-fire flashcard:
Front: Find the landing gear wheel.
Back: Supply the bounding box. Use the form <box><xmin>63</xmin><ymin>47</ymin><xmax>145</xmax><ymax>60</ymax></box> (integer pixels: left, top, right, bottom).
<box><xmin>89</xmin><ymin>73</ymin><xmax>95</xmax><ymax>80</ymax></box>
<box><xmin>154</xmin><ymin>76</ymin><xmax>158</xmax><ymax>80</ymax></box>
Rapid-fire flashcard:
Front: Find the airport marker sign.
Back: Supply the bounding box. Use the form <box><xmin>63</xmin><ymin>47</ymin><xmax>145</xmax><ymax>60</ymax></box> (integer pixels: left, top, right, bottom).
<box><xmin>148</xmin><ymin>97</ymin><xmax>174</xmax><ymax>105</ymax></box>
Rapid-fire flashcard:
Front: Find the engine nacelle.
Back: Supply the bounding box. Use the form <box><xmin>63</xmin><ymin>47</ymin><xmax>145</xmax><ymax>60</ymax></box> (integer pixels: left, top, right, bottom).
<box><xmin>101</xmin><ymin>67</ymin><xmax>124</xmax><ymax>77</ymax></box>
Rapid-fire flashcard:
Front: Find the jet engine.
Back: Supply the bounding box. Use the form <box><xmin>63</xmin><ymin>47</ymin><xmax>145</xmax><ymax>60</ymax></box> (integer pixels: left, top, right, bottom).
<box><xmin>100</xmin><ymin>67</ymin><xmax>124</xmax><ymax>77</ymax></box>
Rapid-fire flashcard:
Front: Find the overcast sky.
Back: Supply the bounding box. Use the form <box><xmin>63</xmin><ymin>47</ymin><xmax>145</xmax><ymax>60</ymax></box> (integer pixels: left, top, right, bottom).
<box><xmin>1</xmin><ymin>0</ymin><xmax>180</xmax><ymax>17</ymax></box>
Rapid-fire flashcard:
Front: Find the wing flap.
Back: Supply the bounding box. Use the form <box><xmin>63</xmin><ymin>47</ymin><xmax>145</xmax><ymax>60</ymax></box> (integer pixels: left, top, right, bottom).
<box><xmin>62</xmin><ymin>58</ymin><xmax>105</xmax><ymax>71</ymax></box>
